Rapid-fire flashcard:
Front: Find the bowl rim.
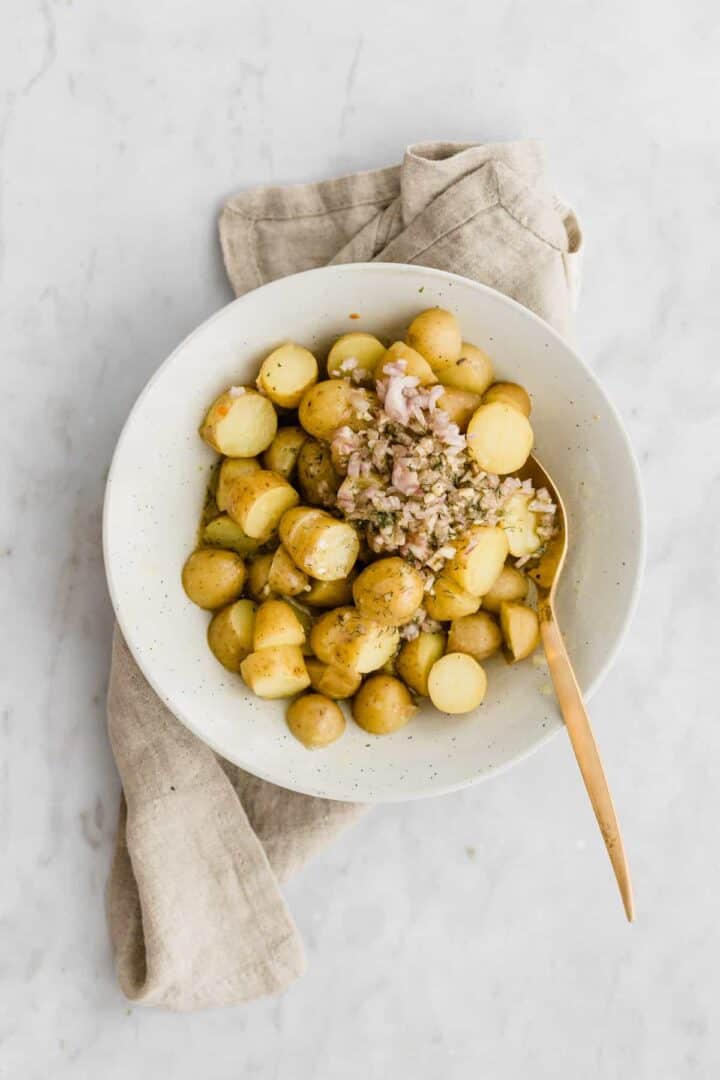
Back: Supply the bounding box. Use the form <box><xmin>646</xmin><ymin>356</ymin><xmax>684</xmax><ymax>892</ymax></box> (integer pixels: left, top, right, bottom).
<box><xmin>103</xmin><ymin>262</ymin><xmax>646</xmax><ymax>802</ymax></box>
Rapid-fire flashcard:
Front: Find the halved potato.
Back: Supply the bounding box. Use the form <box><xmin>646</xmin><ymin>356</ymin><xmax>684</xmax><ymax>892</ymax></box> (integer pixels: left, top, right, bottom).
<box><xmin>447</xmin><ymin>612</ymin><xmax>502</xmax><ymax>662</ymax></box>
<box><xmin>207</xmin><ymin>599</ymin><xmax>257</xmax><ymax>672</ymax></box>
<box><xmin>374</xmin><ymin>341</ymin><xmax>437</xmax><ymax>385</ymax></box>
<box><xmin>247</xmin><ymin>552</ymin><xmax>278</xmax><ymax>602</ymax></box>
<box><xmin>436</xmin><ymin>388</ymin><xmax>483</xmax><ymax>432</ymax></box>
<box><xmin>253</xmin><ymin>599</ymin><xmax>306</xmax><ymax>650</ymax></box>
<box><xmin>280</xmin><ymin>508</ymin><xmax>359</xmax><ymax>581</ymax></box>
<box><xmin>267</xmin><ymin>545</ymin><xmax>309</xmax><ymax>597</ymax></box>
<box><xmin>303</xmin><ymin>574</ymin><xmax>356</xmax><ymax>608</ymax></box>
<box><xmin>481</xmin><ymin>565</ymin><xmax>529</xmax><ymax>613</ymax></box>
<box><xmin>352</xmin><ymin>675</ymin><xmax>416</xmax><ymax>735</ymax></box>
<box><xmin>427</xmin><ymin>653</ymin><xmax>487</xmax><ymax>714</ymax></box>
<box><xmin>466</xmin><ymin>402</ymin><xmax>534</xmax><ymax>475</ymax></box>
<box><xmin>202</xmin><ymin>514</ymin><xmax>259</xmax><ymax>557</ymax></box>
<box><xmin>216</xmin><ymin>457</ymin><xmax>262</xmax><ymax>511</ymax></box>
<box><xmin>501</xmin><ymin>491</ymin><xmax>542</xmax><ymax>558</ymax></box>
<box><xmin>286</xmin><ymin>693</ymin><xmax>346</xmax><ymax>748</ymax></box>
<box><xmin>395</xmin><ymin>631</ymin><xmax>446</xmax><ymax>696</ymax></box>
<box><xmin>436</xmin><ymin>341</ymin><xmax>494</xmax><ymax>395</ymax></box>
<box><xmin>406</xmin><ymin>308</ymin><xmax>462</xmax><ymax>369</ymax></box>
<box><xmin>257</xmin><ymin>343</ymin><xmax>318</xmax><ymax>408</ymax></box>
<box><xmin>262</xmin><ymin>426</ymin><xmax>308</xmax><ymax>480</ymax></box>
<box><xmin>327</xmin><ymin>332</ymin><xmax>386</xmax><ymax>382</ymax></box>
<box><xmin>500</xmin><ymin>602</ymin><xmax>540</xmax><ymax>661</ymax></box>
<box><xmin>299</xmin><ymin>380</ymin><xmax>374</xmax><ymax>440</ymax></box>
<box><xmin>424</xmin><ymin>573</ymin><xmax>481</xmax><ymax>621</ymax></box>
<box><xmin>240</xmin><ymin>645</ymin><xmax>310</xmax><ymax>698</ymax></box>
<box><xmin>201</xmin><ymin>388</ymin><xmax>277</xmax><ymax>457</ymax></box>
<box><xmin>305</xmin><ymin>657</ymin><xmax>362</xmax><ymax>699</ymax></box>
<box><xmin>225</xmin><ymin>470</ymin><xmax>299</xmax><ymax>541</ymax></box>
<box><xmin>445</xmin><ymin>526</ymin><xmax>509</xmax><ymax>597</ymax></box>
<box><xmin>297</xmin><ymin>439</ymin><xmax>340</xmax><ymax>508</ymax></box>
<box><xmin>483</xmin><ymin>381</ymin><xmax>532</xmax><ymax>417</ymax></box>
<box><xmin>352</xmin><ymin>557</ymin><xmax>425</xmax><ymax>627</ymax></box>
<box><xmin>310</xmin><ymin>607</ymin><xmax>399</xmax><ymax>674</ymax></box>
<box><xmin>182</xmin><ymin>548</ymin><xmax>246</xmax><ymax>610</ymax></box>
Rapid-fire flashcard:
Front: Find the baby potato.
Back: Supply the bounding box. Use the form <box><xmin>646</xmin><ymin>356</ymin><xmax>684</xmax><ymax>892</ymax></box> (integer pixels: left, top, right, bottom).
<box><xmin>375</xmin><ymin>342</ymin><xmax>437</xmax><ymax>386</ymax></box>
<box><xmin>437</xmin><ymin>388</ymin><xmax>483</xmax><ymax>432</ymax></box>
<box><xmin>428</xmin><ymin>653</ymin><xmax>487</xmax><ymax>714</ymax></box>
<box><xmin>327</xmin><ymin>332</ymin><xmax>386</xmax><ymax>383</ymax></box>
<box><xmin>182</xmin><ymin>548</ymin><xmax>246</xmax><ymax>610</ymax></box>
<box><xmin>253</xmin><ymin>599</ymin><xmax>307</xmax><ymax>650</ymax></box>
<box><xmin>226</xmin><ymin>469</ymin><xmax>299</xmax><ymax>541</ymax></box>
<box><xmin>310</xmin><ymin>607</ymin><xmax>399</xmax><ymax>674</ymax></box>
<box><xmin>483</xmin><ymin>381</ymin><xmax>532</xmax><ymax>417</ymax></box>
<box><xmin>395</xmin><ymin>631</ymin><xmax>446</xmax><ymax>696</ymax></box>
<box><xmin>207</xmin><ymin>599</ymin><xmax>257</xmax><ymax>672</ymax></box>
<box><xmin>257</xmin><ymin>343</ymin><xmax>318</xmax><ymax>408</ymax></box>
<box><xmin>262</xmin><ymin>426</ymin><xmax>308</xmax><ymax>480</ymax></box>
<box><xmin>303</xmin><ymin>574</ymin><xmax>356</xmax><ymax>608</ymax></box>
<box><xmin>305</xmin><ymin>657</ymin><xmax>362</xmax><ymax>699</ymax></box>
<box><xmin>481</xmin><ymin>565</ymin><xmax>529</xmax><ymax>613</ymax></box>
<box><xmin>297</xmin><ymin>439</ymin><xmax>341</xmax><ymax>508</ymax></box>
<box><xmin>202</xmin><ymin>514</ymin><xmax>259</xmax><ymax>557</ymax></box>
<box><xmin>424</xmin><ymin>573</ymin><xmax>481</xmax><ymax>620</ymax></box>
<box><xmin>466</xmin><ymin>402</ymin><xmax>534</xmax><ymax>475</ymax></box>
<box><xmin>500</xmin><ymin>601</ymin><xmax>540</xmax><ymax>662</ymax></box>
<box><xmin>447</xmin><ymin>612</ymin><xmax>502</xmax><ymax>662</ymax></box>
<box><xmin>446</xmin><ymin>525</ymin><xmax>509</xmax><ymax>597</ymax></box>
<box><xmin>280</xmin><ymin>508</ymin><xmax>359</xmax><ymax>581</ymax></box>
<box><xmin>501</xmin><ymin>491</ymin><xmax>542</xmax><ymax>558</ymax></box>
<box><xmin>216</xmin><ymin>457</ymin><xmax>262</xmax><ymax>511</ymax></box>
<box><xmin>406</xmin><ymin>308</ymin><xmax>462</xmax><ymax>369</ymax></box>
<box><xmin>240</xmin><ymin>645</ymin><xmax>310</xmax><ymax>698</ymax></box>
<box><xmin>352</xmin><ymin>557</ymin><xmax>425</xmax><ymax>627</ymax></box>
<box><xmin>352</xmin><ymin>675</ymin><xmax>416</xmax><ymax>735</ymax></box>
<box><xmin>267</xmin><ymin>545</ymin><xmax>309</xmax><ymax>597</ymax></box>
<box><xmin>287</xmin><ymin>693</ymin><xmax>346</xmax><ymax>749</ymax></box>
<box><xmin>201</xmin><ymin>388</ymin><xmax>277</xmax><ymax>457</ymax></box>
<box><xmin>247</xmin><ymin>552</ymin><xmax>278</xmax><ymax>602</ymax></box>
<box><xmin>299</xmin><ymin>380</ymin><xmax>374</xmax><ymax>440</ymax></box>
<box><xmin>436</xmin><ymin>341</ymin><xmax>494</xmax><ymax>396</ymax></box>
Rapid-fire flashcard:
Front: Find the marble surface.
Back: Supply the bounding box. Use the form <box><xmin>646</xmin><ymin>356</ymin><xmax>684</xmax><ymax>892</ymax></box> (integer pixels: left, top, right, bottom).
<box><xmin>1</xmin><ymin>1</ymin><xmax>718</xmax><ymax>1076</ymax></box>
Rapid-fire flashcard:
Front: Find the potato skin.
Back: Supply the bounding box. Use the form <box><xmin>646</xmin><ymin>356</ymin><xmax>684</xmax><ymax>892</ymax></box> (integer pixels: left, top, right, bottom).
<box><xmin>280</xmin><ymin>508</ymin><xmax>359</xmax><ymax>581</ymax></box>
<box><xmin>437</xmin><ymin>388</ymin><xmax>482</xmax><ymax>432</ymax></box>
<box><xmin>483</xmin><ymin>381</ymin><xmax>532</xmax><ymax>417</ymax></box>
<box><xmin>202</xmin><ymin>514</ymin><xmax>259</xmax><ymax>557</ymax></box>
<box><xmin>447</xmin><ymin>612</ymin><xmax>502</xmax><ymax>662</ymax></box>
<box><xmin>375</xmin><ymin>342</ymin><xmax>437</xmax><ymax>385</ymax></box>
<box><xmin>182</xmin><ymin>548</ymin><xmax>246</xmax><ymax>610</ymax></box>
<box><xmin>299</xmin><ymin>380</ymin><xmax>374</xmax><ymax>440</ymax></box>
<box><xmin>296</xmin><ymin>439</ymin><xmax>340</xmax><ymax>508</ymax></box>
<box><xmin>352</xmin><ymin>557</ymin><xmax>425</xmax><ymax>627</ymax></box>
<box><xmin>424</xmin><ymin>572</ymin><xmax>481</xmax><ymax>621</ymax></box>
<box><xmin>262</xmin><ymin>426</ymin><xmax>308</xmax><ymax>480</ymax></box>
<box><xmin>303</xmin><ymin>574</ymin><xmax>356</xmax><ymax>608</ymax></box>
<box><xmin>287</xmin><ymin>693</ymin><xmax>345</xmax><ymax>748</ymax></box>
<box><xmin>500</xmin><ymin>601</ymin><xmax>540</xmax><ymax>661</ymax></box>
<box><xmin>352</xmin><ymin>675</ymin><xmax>416</xmax><ymax>735</ymax></box>
<box><xmin>267</xmin><ymin>545</ymin><xmax>309</xmax><ymax>597</ymax></box>
<box><xmin>225</xmin><ymin>469</ymin><xmax>299</xmax><ymax>541</ymax></box>
<box><xmin>406</xmin><ymin>308</ymin><xmax>462</xmax><ymax>369</ymax></box>
<box><xmin>327</xmin><ymin>332</ymin><xmax>386</xmax><ymax>382</ymax></box>
<box><xmin>481</xmin><ymin>566</ymin><xmax>529</xmax><ymax>613</ymax></box>
<box><xmin>253</xmin><ymin>599</ymin><xmax>307</xmax><ymax>650</ymax></box>
<box><xmin>427</xmin><ymin>653</ymin><xmax>487</xmax><ymax>714</ymax></box>
<box><xmin>395</xmin><ymin>631</ymin><xmax>446</xmax><ymax>696</ymax></box>
<box><xmin>305</xmin><ymin>658</ymin><xmax>362</xmax><ymax>699</ymax></box>
<box><xmin>247</xmin><ymin>552</ymin><xmax>278</xmax><ymax>602</ymax></box>
<box><xmin>216</xmin><ymin>457</ymin><xmax>262</xmax><ymax>511</ymax></box>
<box><xmin>310</xmin><ymin>607</ymin><xmax>399</xmax><ymax>674</ymax></box>
<box><xmin>436</xmin><ymin>341</ymin><xmax>494</xmax><ymax>396</ymax></box>
<box><xmin>207</xmin><ymin>599</ymin><xmax>257</xmax><ymax>672</ymax></box>
<box><xmin>466</xmin><ymin>402</ymin><xmax>534</xmax><ymax>474</ymax></box>
<box><xmin>446</xmin><ymin>525</ymin><xmax>509</xmax><ymax>597</ymax></box>
<box><xmin>240</xmin><ymin>645</ymin><xmax>310</xmax><ymax>698</ymax></box>
<box><xmin>201</xmin><ymin>388</ymin><xmax>277</xmax><ymax>457</ymax></box>
<box><xmin>257</xmin><ymin>343</ymin><xmax>318</xmax><ymax>408</ymax></box>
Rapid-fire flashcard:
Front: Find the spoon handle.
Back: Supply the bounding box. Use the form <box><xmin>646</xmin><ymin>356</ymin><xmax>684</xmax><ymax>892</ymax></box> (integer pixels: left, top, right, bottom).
<box><xmin>540</xmin><ymin>612</ymin><xmax>635</xmax><ymax>922</ymax></box>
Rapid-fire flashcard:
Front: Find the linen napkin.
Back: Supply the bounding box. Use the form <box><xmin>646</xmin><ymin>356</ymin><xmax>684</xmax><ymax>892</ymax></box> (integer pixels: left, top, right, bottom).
<box><xmin>107</xmin><ymin>140</ymin><xmax>582</xmax><ymax>1011</ymax></box>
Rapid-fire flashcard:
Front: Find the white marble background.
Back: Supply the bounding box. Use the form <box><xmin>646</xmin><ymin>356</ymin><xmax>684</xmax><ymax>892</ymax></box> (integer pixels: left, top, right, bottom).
<box><xmin>1</xmin><ymin>1</ymin><xmax>719</xmax><ymax>1076</ymax></box>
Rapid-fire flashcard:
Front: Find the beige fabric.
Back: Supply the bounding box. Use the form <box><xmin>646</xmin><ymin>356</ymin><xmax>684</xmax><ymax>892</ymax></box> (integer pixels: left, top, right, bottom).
<box><xmin>107</xmin><ymin>140</ymin><xmax>581</xmax><ymax>1011</ymax></box>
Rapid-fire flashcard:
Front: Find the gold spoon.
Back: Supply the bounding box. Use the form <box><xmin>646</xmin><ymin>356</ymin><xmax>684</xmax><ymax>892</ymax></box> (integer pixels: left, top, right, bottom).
<box><xmin>524</xmin><ymin>454</ymin><xmax>635</xmax><ymax>922</ymax></box>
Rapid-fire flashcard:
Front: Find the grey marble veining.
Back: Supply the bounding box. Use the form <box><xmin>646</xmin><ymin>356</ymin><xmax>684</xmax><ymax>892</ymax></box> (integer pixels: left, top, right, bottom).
<box><xmin>1</xmin><ymin>1</ymin><xmax>718</xmax><ymax>1077</ymax></box>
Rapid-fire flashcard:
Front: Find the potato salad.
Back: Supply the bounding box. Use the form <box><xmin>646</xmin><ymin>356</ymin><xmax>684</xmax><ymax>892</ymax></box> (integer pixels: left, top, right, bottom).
<box><xmin>182</xmin><ymin>310</ymin><xmax>556</xmax><ymax>748</ymax></box>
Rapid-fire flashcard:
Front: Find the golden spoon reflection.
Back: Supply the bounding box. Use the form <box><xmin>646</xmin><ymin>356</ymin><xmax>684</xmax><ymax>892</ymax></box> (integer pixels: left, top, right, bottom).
<box><xmin>525</xmin><ymin>454</ymin><xmax>635</xmax><ymax>923</ymax></box>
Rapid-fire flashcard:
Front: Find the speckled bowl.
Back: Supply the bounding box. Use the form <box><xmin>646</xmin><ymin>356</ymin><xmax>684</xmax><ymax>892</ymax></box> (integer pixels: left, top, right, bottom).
<box><xmin>103</xmin><ymin>263</ymin><xmax>644</xmax><ymax>802</ymax></box>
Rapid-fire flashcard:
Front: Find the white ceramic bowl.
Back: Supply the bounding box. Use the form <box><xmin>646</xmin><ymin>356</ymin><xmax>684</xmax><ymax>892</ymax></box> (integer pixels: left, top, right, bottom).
<box><xmin>104</xmin><ymin>263</ymin><xmax>644</xmax><ymax>802</ymax></box>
